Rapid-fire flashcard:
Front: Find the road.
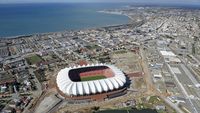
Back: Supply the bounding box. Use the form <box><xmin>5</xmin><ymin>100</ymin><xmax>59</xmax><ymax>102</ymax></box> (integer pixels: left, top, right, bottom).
<box><xmin>191</xmin><ymin>55</ymin><xmax>200</xmax><ymax>65</ymax></box>
<box><xmin>140</xmin><ymin>46</ymin><xmax>154</xmax><ymax>94</ymax></box>
<box><xmin>180</xmin><ymin>64</ymin><xmax>199</xmax><ymax>86</ymax></box>
<box><xmin>160</xmin><ymin>96</ymin><xmax>184</xmax><ymax>113</ymax></box>
<box><xmin>167</xmin><ymin>64</ymin><xmax>199</xmax><ymax>113</ymax></box>
<box><xmin>140</xmin><ymin>46</ymin><xmax>186</xmax><ymax>113</ymax></box>
<box><xmin>48</xmin><ymin>99</ymin><xmax>63</xmax><ymax>113</ymax></box>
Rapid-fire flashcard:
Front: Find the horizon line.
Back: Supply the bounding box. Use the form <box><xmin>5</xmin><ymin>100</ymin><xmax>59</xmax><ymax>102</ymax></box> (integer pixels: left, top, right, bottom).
<box><xmin>0</xmin><ymin>2</ymin><xmax>200</xmax><ymax>5</ymax></box>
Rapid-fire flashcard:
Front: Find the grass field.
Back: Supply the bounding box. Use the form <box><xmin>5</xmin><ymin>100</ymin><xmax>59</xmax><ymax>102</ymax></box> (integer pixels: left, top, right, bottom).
<box><xmin>81</xmin><ymin>75</ymin><xmax>106</xmax><ymax>81</ymax></box>
<box><xmin>148</xmin><ymin>96</ymin><xmax>161</xmax><ymax>104</ymax></box>
<box><xmin>26</xmin><ymin>54</ymin><xmax>43</xmax><ymax>65</ymax></box>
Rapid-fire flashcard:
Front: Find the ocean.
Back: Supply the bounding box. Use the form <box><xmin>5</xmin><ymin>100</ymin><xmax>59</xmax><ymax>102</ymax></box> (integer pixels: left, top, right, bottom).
<box><xmin>1</xmin><ymin>3</ymin><xmax>200</xmax><ymax>38</ymax></box>
<box><xmin>0</xmin><ymin>3</ymin><xmax>129</xmax><ymax>38</ymax></box>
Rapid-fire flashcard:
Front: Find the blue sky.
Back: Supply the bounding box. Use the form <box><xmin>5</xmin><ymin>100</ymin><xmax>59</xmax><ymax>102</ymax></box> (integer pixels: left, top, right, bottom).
<box><xmin>0</xmin><ymin>0</ymin><xmax>200</xmax><ymax>5</ymax></box>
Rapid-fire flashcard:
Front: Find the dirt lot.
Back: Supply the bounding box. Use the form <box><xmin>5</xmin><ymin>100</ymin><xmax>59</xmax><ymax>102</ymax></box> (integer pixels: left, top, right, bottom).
<box><xmin>111</xmin><ymin>51</ymin><xmax>142</xmax><ymax>74</ymax></box>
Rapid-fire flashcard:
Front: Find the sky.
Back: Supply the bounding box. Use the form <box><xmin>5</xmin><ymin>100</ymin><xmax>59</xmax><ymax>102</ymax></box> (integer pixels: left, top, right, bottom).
<box><xmin>0</xmin><ymin>0</ymin><xmax>200</xmax><ymax>5</ymax></box>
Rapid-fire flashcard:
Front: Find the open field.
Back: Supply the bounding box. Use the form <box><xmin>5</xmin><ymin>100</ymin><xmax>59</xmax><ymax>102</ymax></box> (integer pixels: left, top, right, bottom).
<box><xmin>35</xmin><ymin>94</ymin><xmax>62</xmax><ymax>113</ymax></box>
<box><xmin>111</xmin><ymin>51</ymin><xmax>142</xmax><ymax>74</ymax></box>
<box><xmin>26</xmin><ymin>54</ymin><xmax>43</xmax><ymax>65</ymax></box>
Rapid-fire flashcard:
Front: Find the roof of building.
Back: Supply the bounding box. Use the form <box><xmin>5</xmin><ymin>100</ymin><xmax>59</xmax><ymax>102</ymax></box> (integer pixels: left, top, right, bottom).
<box><xmin>160</xmin><ymin>51</ymin><xmax>176</xmax><ymax>57</ymax></box>
<box><xmin>56</xmin><ymin>64</ymin><xmax>126</xmax><ymax>96</ymax></box>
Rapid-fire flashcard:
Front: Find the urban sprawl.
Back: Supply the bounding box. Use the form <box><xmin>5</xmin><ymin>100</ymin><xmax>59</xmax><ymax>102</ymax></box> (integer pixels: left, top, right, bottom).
<box><xmin>0</xmin><ymin>6</ymin><xmax>200</xmax><ymax>113</ymax></box>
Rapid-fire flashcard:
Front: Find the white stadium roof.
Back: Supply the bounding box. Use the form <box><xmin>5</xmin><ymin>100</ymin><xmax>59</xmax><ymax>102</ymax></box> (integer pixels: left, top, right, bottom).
<box><xmin>56</xmin><ymin>64</ymin><xmax>126</xmax><ymax>96</ymax></box>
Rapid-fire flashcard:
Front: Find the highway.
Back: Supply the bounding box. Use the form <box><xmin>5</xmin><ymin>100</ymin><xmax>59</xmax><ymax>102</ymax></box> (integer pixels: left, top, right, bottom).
<box><xmin>167</xmin><ymin>64</ymin><xmax>200</xmax><ymax>113</ymax></box>
<box><xmin>160</xmin><ymin>96</ymin><xmax>184</xmax><ymax>113</ymax></box>
<box><xmin>139</xmin><ymin>46</ymin><xmax>186</xmax><ymax>113</ymax></box>
<box><xmin>180</xmin><ymin>64</ymin><xmax>199</xmax><ymax>86</ymax></box>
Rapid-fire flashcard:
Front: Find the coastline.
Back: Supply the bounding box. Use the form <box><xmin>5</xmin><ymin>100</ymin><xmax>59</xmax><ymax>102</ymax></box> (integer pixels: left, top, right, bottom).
<box><xmin>98</xmin><ymin>10</ymin><xmax>135</xmax><ymax>20</ymax></box>
<box><xmin>0</xmin><ymin>11</ymin><xmax>131</xmax><ymax>39</ymax></box>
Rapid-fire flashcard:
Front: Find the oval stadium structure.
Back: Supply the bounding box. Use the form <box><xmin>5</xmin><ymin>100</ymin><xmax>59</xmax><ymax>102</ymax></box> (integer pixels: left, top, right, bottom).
<box><xmin>56</xmin><ymin>63</ymin><xmax>127</xmax><ymax>101</ymax></box>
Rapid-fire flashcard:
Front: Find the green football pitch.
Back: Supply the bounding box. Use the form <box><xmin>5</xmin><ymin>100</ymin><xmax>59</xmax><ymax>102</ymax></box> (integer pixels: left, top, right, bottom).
<box><xmin>81</xmin><ymin>75</ymin><xmax>106</xmax><ymax>81</ymax></box>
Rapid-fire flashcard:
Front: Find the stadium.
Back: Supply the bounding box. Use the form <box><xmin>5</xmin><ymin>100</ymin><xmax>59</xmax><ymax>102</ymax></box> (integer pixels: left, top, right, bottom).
<box><xmin>56</xmin><ymin>63</ymin><xmax>127</xmax><ymax>101</ymax></box>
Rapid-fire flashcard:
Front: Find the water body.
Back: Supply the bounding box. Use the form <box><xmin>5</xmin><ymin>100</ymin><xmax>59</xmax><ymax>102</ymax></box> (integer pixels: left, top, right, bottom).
<box><xmin>1</xmin><ymin>3</ymin><xmax>199</xmax><ymax>38</ymax></box>
<box><xmin>0</xmin><ymin>3</ymin><xmax>129</xmax><ymax>38</ymax></box>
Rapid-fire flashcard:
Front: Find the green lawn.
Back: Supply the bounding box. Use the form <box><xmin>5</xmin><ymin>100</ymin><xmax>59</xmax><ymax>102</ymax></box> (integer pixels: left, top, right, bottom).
<box><xmin>85</xmin><ymin>44</ymin><xmax>101</xmax><ymax>50</ymax></box>
<box><xmin>26</xmin><ymin>54</ymin><xmax>43</xmax><ymax>65</ymax></box>
<box><xmin>81</xmin><ymin>75</ymin><xmax>106</xmax><ymax>81</ymax></box>
<box><xmin>148</xmin><ymin>96</ymin><xmax>161</xmax><ymax>104</ymax></box>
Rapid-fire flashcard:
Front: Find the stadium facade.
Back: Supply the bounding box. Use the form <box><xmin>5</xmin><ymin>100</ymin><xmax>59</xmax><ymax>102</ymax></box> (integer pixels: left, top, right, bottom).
<box><xmin>56</xmin><ymin>63</ymin><xmax>127</xmax><ymax>101</ymax></box>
